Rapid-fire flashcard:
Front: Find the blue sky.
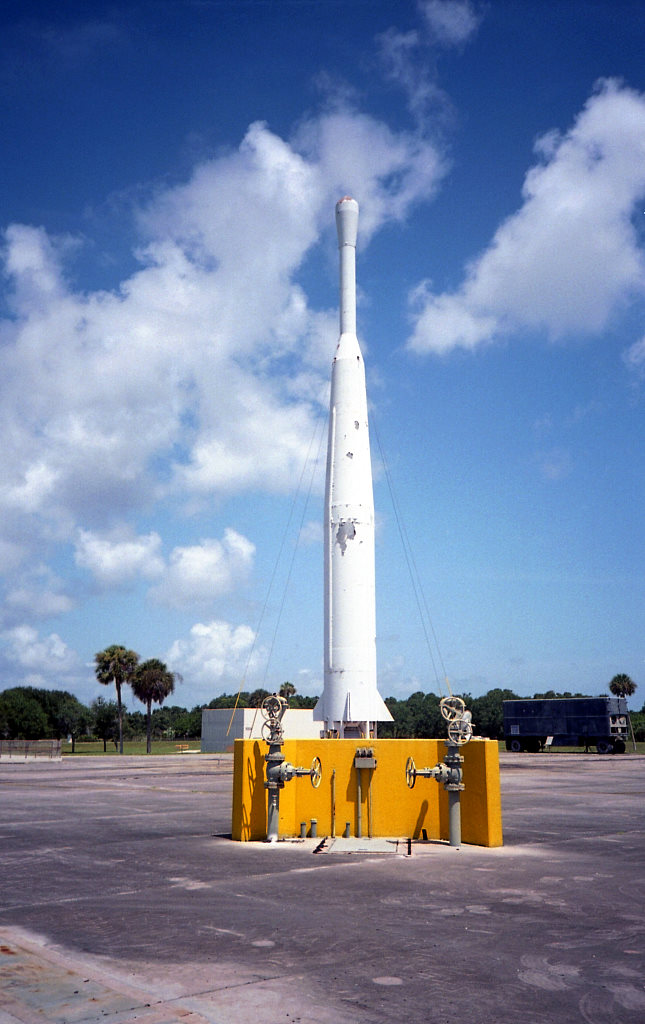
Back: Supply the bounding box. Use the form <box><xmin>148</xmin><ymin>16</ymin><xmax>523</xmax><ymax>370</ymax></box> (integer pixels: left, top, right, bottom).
<box><xmin>0</xmin><ymin>0</ymin><xmax>643</xmax><ymax>711</ymax></box>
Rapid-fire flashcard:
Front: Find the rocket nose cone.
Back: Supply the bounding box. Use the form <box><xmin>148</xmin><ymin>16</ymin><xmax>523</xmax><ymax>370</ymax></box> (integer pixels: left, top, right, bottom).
<box><xmin>336</xmin><ymin>197</ymin><xmax>359</xmax><ymax>247</ymax></box>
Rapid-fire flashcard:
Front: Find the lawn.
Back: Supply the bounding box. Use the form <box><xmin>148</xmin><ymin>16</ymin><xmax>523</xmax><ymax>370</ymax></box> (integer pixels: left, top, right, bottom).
<box><xmin>498</xmin><ymin>740</ymin><xmax>645</xmax><ymax>755</ymax></box>
<box><xmin>63</xmin><ymin>739</ymin><xmax>204</xmax><ymax>756</ymax></box>
<box><xmin>63</xmin><ymin>738</ymin><xmax>644</xmax><ymax>756</ymax></box>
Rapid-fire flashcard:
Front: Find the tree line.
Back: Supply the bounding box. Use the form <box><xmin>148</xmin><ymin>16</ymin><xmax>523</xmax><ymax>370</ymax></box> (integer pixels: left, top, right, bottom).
<box><xmin>1</xmin><ymin>667</ymin><xmax>640</xmax><ymax>749</ymax></box>
<box><xmin>0</xmin><ymin>686</ymin><xmax>204</xmax><ymax>751</ymax></box>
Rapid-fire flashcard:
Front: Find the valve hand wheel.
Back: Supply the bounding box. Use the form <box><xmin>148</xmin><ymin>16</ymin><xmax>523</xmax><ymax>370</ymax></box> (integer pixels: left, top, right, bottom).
<box><xmin>261</xmin><ymin>720</ymin><xmax>279</xmax><ymax>743</ymax></box>
<box><xmin>405</xmin><ymin>756</ymin><xmax>417</xmax><ymax>789</ymax></box>
<box><xmin>261</xmin><ymin>694</ymin><xmax>283</xmax><ymax>720</ymax></box>
<box><xmin>440</xmin><ymin>696</ymin><xmax>466</xmax><ymax>722</ymax></box>
<box><xmin>310</xmin><ymin>756</ymin><xmax>322</xmax><ymax>788</ymax></box>
<box><xmin>448</xmin><ymin>717</ymin><xmax>472</xmax><ymax>745</ymax></box>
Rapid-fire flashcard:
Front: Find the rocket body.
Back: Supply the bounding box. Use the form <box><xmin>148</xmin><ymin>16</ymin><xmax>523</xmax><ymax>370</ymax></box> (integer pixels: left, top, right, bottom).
<box><xmin>314</xmin><ymin>198</ymin><xmax>392</xmax><ymax>737</ymax></box>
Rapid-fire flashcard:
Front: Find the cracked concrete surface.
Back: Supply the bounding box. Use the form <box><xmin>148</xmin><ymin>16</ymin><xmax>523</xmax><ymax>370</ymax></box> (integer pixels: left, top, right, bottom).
<box><xmin>1</xmin><ymin>753</ymin><xmax>644</xmax><ymax>1023</ymax></box>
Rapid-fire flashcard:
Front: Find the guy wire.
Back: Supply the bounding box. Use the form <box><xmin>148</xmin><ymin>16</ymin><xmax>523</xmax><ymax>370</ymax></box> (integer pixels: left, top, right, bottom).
<box><xmin>226</xmin><ymin>414</ymin><xmax>326</xmax><ymax>736</ymax></box>
<box><xmin>261</xmin><ymin>415</ymin><xmax>326</xmax><ymax>686</ymax></box>
<box><xmin>372</xmin><ymin>415</ymin><xmax>451</xmax><ymax>698</ymax></box>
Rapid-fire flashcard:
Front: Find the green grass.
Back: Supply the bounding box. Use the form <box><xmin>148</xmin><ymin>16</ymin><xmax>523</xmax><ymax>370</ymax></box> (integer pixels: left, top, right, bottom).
<box><xmin>498</xmin><ymin>740</ymin><xmax>645</xmax><ymax>755</ymax></box>
<box><xmin>63</xmin><ymin>739</ymin><xmax>204</xmax><ymax>756</ymax></box>
<box><xmin>63</xmin><ymin>738</ymin><xmax>645</xmax><ymax>757</ymax></box>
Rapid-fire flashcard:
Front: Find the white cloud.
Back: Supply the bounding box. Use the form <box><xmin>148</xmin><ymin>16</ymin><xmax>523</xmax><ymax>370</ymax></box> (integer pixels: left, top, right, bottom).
<box><xmin>1</xmin><ymin>624</ymin><xmax>81</xmax><ymax>684</ymax></box>
<box><xmin>0</xmin><ymin>102</ymin><xmax>446</xmax><ymax>660</ymax></box>
<box><xmin>0</xmin><ymin>110</ymin><xmax>442</xmax><ymax>522</ymax></box>
<box><xmin>377</xmin><ymin>1</ymin><xmax>481</xmax><ymax>123</ymax></box>
<box><xmin>165</xmin><ymin>620</ymin><xmax>263</xmax><ymax>697</ymax></box>
<box><xmin>3</xmin><ymin>224</ymin><xmax>69</xmax><ymax>313</ymax></box>
<box><xmin>420</xmin><ymin>1</ymin><xmax>481</xmax><ymax>47</ymax></box>
<box><xmin>2</xmin><ymin>460</ymin><xmax>60</xmax><ymax>515</ymax></box>
<box><xmin>4</xmin><ymin>565</ymin><xmax>73</xmax><ymax>623</ymax></box>
<box><xmin>150</xmin><ymin>530</ymin><xmax>255</xmax><ymax>608</ymax></box>
<box><xmin>408</xmin><ymin>80</ymin><xmax>645</xmax><ymax>354</ymax></box>
<box><xmin>293</xmin><ymin>111</ymin><xmax>446</xmax><ymax>239</ymax></box>
<box><xmin>0</xmin><ymin>111</ymin><xmax>444</xmax><ymax>543</ymax></box>
<box><xmin>623</xmin><ymin>334</ymin><xmax>645</xmax><ymax>374</ymax></box>
<box><xmin>75</xmin><ymin>529</ymin><xmax>164</xmax><ymax>587</ymax></box>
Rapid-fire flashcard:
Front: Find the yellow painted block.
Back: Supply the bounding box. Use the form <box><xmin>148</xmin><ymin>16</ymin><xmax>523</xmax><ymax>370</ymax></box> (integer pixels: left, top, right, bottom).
<box><xmin>231</xmin><ymin>737</ymin><xmax>503</xmax><ymax>846</ymax></box>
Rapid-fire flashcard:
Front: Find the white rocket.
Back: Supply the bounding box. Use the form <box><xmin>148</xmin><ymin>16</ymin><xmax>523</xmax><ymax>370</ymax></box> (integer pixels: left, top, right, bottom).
<box><xmin>314</xmin><ymin>197</ymin><xmax>393</xmax><ymax>738</ymax></box>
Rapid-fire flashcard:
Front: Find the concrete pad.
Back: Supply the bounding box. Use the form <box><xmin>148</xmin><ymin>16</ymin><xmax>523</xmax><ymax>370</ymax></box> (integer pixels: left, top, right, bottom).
<box><xmin>1</xmin><ymin>752</ymin><xmax>644</xmax><ymax>1023</ymax></box>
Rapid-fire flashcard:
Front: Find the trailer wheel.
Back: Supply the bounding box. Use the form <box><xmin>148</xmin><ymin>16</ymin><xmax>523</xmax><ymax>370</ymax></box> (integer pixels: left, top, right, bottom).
<box><xmin>613</xmin><ymin>739</ymin><xmax>626</xmax><ymax>754</ymax></box>
<box><xmin>596</xmin><ymin>740</ymin><xmax>613</xmax><ymax>755</ymax></box>
<box><xmin>509</xmin><ymin>739</ymin><xmax>522</xmax><ymax>753</ymax></box>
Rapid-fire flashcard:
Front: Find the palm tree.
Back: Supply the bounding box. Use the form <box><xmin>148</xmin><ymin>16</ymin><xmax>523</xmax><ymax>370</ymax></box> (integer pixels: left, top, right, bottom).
<box><xmin>609</xmin><ymin>673</ymin><xmax>637</xmax><ymax>700</ymax></box>
<box><xmin>279</xmin><ymin>681</ymin><xmax>296</xmax><ymax>700</ymax></box>
<box><xmin>94</xmin><ymin>645</ymin><xmax>139</xmax><ymax>754</ymax></box>
<box><xmin>131</xmin><ymin>659</ymin><xmax>181</xmax><ymax>754</ymax></box>
<box><xmin>609</xmin><ymin>673</ymin><xmax>638</xmax><ymax>751</ymax></box>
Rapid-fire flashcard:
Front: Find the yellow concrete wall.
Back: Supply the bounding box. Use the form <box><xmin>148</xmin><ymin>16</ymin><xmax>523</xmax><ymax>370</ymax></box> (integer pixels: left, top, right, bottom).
<box><xmin>232</xmin><ymin>737</ymin><xmax>502</xmax><ymax>847</ymax></box>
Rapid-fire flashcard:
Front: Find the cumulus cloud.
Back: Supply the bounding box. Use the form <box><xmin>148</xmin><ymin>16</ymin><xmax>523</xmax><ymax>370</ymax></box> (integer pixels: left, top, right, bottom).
<box><xmin>165</xmin><ymin>620</ymin><xmax>263</xmax><ymax>697</ymax></box>
<box><xmin>0</xmin><ymin>99</ymin><xmax>446</xmax><ymax>693</ymax></box>
<box><xmin>73</xmin><ymin>526</ymin><xmax>254</xmax><ymax>606</ymax></box>
<box><xmin>150</xmin><ymin>530</ymin><xmax>255</xmax><ymax>608</ymax></box>
<box><xmin>4</xmin><ymin>565</ymin><xmax>73</xmax><ymax>624</ymax></box>
<box><xmin>74</xmin><ymin>529</ymin><xmax>164</xmax><ymax>588</ymax></box>
<box><xmin>420</xmin><ymin>0</ymin><xmax>481</xmax><ymax>47</ymax></box>
<box><xmin>0</xmin><ymin>110</ymin><xmax>442</xmax><ymax>540</ymax></box>
<box><xmin>1</xmin><ymin>625</ymin><xmax>81</xmax><ymax>687</ymax></box>
<box><xmin>408</xmin><ymin>80</ymin><xmax>645</xmax><ymax>354</ymax></box>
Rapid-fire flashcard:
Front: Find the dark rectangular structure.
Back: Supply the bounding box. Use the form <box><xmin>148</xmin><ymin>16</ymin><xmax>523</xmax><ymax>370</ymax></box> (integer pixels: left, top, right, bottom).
<box><xmin>503</xmin><ymin>697</ymin><xmax>629</xmax><ymax>754</ymax></box>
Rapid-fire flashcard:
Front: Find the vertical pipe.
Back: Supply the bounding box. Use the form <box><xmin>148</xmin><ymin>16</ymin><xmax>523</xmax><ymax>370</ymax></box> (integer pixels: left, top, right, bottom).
<box><xmin>356</xmin><ymin>766</ymin><xmax>362</xmax><ymax>838</ymax></box>
<box><xmin>368</xmin><ymin>770</ymin><xmax>373</xmax><ymax>839</ymax></box>
<box><xmin>448</xmin><ymin>790</ymin><xmax>461</xmax><ymax>848</ymax></box>
<box><xmin>331</xmin><ymin>769</ymin><xmax>336</xmax><ymax>838</ymax></box>
<box><xmin>267</xmin><ymin>790</ymin><xmax>279</xmax><ymax>843</ymax></box>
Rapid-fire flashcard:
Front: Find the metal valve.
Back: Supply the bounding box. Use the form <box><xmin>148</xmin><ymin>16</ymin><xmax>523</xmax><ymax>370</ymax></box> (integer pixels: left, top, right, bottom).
<box><xmin>405</xmin><ymin>755</ymin><xmax>463</xmax><ymax>790</ymax></box>
<box><xmin>262</xmin><ymin>693</ymin><xmax>322</xmax><ymax>841</ymax></box>
<box><xmin>404</xmin><ymin>696</ymin><xmax>473</xmax><ymax>848</ymax></box>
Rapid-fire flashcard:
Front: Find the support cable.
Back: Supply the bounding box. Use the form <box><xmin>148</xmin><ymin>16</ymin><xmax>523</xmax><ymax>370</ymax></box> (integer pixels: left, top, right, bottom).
<box><xmin>261</xmin><ymin>416</ymin><xmax>326</xmax><ymax>686</ymax></box>
<box><xmin>372</xmin><ymin>416</ymin><xmax>450</xmax><ymax>697</ymax></box>
<box><xmin>226</xmin><ymin>415</ymin><xmax>326</xmax><ymax>736</ymax></box>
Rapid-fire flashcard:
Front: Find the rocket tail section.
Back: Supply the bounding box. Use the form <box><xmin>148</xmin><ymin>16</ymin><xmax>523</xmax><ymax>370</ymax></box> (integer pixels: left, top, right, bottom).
<box><xmin>313</xmin><ymin>688</ymin><xmax>392</xmax><ymax>725</ymax></box>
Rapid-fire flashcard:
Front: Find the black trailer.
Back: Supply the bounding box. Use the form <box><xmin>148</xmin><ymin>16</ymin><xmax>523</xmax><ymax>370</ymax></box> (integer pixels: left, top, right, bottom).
<box><xmin>503</xmin><ymin>697</ymin><xmax>629</xmax><ymax>754</ymax></box>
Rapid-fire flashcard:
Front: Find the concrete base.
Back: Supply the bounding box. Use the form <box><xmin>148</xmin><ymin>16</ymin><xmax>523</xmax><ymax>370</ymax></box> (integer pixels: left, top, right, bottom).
<box><xmin>232</xmin><ymin>736</ymin><xmax>503</xmax><ymax>846</ymax></box>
